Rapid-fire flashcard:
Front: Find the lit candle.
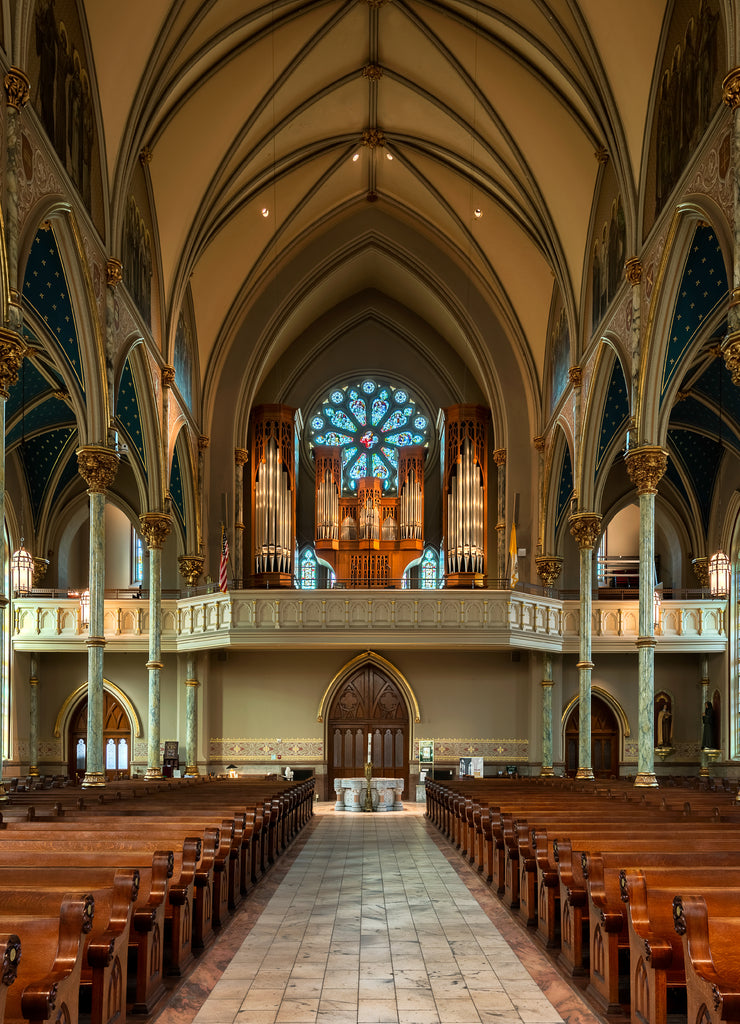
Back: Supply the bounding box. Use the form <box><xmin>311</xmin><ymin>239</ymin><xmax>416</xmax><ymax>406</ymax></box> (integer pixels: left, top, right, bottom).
<box><xmin>367</xmin><ymin>734</ymin><xmax>372</xmax><ymax>762</ymax></box>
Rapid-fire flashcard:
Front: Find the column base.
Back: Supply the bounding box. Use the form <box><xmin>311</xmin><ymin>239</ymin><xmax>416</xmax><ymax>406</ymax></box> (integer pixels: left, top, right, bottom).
<box><xmin>575</xmin><ymin>767</ymin><xmax>594</xmax><ymax>780</ymax></box>
<box><xmin>699</xmin><ymin>766</ymin><xmax>711</xmax><ymax>778</ymax></box>
<box><xmin>144</xmin><ymin>767</ymin><xmax>164</xmax><ymax>780</ymax></box>
<box><xmin>184</xmin><ymin>766</ymin><xmax>200</xmax><ymax>777</ymax></box>
<box><xmin>633</xmin><ymin>771</ymin><xmax>659</xmax><ymax>788</ymax></box>
<box><xmin>81</xmin><ymin>771</ymin><xmax>106</xmax><ymax>788</ymax></box>
<box><xmin>28</xmin><ymin>767</ymin><xmax>39</xmax><ymax>777</ymax></box>
<box><xmin>539</xmin><ymin>767</ymin><xmax>555</xmax><ymax>777</ymax></box>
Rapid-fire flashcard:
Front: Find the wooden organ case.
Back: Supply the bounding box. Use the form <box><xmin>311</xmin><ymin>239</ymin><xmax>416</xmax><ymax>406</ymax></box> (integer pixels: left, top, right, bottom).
<box><xmin>443</xmin><ymin>405</ymin><xmax>488</xmax><ymax>588</ymax></box>
<box><xmin>314</xmin><ymin>445</ymin><xmax>425</xmax><ymax>587</ymax></box>
<box><xmin>250</xmin><ymin>404</ymin><xmax>296</xmax><ymax>588</ymax></box>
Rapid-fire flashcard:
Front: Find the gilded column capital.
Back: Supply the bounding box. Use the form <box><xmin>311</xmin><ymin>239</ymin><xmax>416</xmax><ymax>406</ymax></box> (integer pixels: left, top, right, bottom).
<box><xmin>533</xmin><ymin>436</ymin><xmax>545</xmax><ymax>453</ymax></box>
<box><xmin>568</xmin><ymin>365</ymin><xmax>583</xmax><ymax>388</ymax></box>
<box><xmin>624</xmin><ymin>257</ymin><xmax>642</xmax><ymax>286</ymax></box>
<box><xmin>4</xmin><ymin>68</ymin><xmax>30</xmax><ymax>109</ymax></box>
<box><xmin>362</xmin><ymin>127</ymin><xmax>386</xmax><ymax>148</ymax></box>
<box><xmin>76</xmin><ymin>446</ymin><xmax>119</xmax><ymax>493</ymax></box>
<box><xmin>198</xmin><ymin>435</ymin><xmax>210</xmax><ymax>453</ymax></box>
<box><xmin>691</xmin><ymin>556</ymin><xmax>709</xmax><ymax>588</ymax></box>
<box><xmin>722</xmin><ymin>333</ymin><xmax>740</xmax><ymax>386</ymax></box>
<box><xmin>568</xmin><ymin>512</ymin><xmax>602</xmax><ymax>549</ymax></box>
<box><xmin>0</xmin><ymin>328</ymin><xmax>26</xmax><ymax>399</ymax></box>
<box><xmin>178</xmin><ymin>554</ymin><xmax>204</xmax><ymax>587</ymax></box>
<box><xmin>624</xmin><ymin>445</ymin><xmax>668</xmax><ymax>495</ymax></box>
<box><xmin>106</xmin><ymin>259</ymin><xmax>123</xmax><ymax>287</ymax></box>
<box><xmin>493</xmin><ymin>448</ymin><xmax>506</xmax><ymax>467</ymax></box>
<box><xmin>722</xmin><ymin>68</ymin><xmax>740</xmax><ymax>108</ymax></box>
<box><xmin>162</xmin><ymin>365</ymin><xmax>176</xmax><ymax>388</ymax></box>
<box><xmin>139</xmin><ymin>512</ymin><xmax>173</xmax><ymax>550</ymax></box>
<box><xmin>535</xmin><ymin>555</ymin><xmax>563</xmax><ymax>587</ymax></box>
<box><xmin>235</xmin><ymin>447</ymin><xmax>249</xmax><ymax>467</ymax></box>
<box><xmin>362</xmin><ymin>64</ymin><xmax>384</xmax><ymax>80</ymax></box>
<box><xmin>32</xmin><ymin>557</ymin><xmax>49</xmax><ymax>586</ymax></box>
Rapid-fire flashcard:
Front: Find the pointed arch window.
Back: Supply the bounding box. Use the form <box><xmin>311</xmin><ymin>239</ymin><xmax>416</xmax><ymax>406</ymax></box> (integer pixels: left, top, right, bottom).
<box><xmin>300</xmin><ymin>549</ymin><xmax>318</xmax><ymax>590</ymax></box>
<box><xmin>420</xmin><ymin>547</ymin><xmax>440</xmax><ymax>590</ymax></box>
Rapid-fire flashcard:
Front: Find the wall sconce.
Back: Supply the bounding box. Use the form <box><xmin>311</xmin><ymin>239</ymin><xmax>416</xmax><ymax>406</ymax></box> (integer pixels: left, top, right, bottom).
<box><xmin>79</xmin><ymin>589</ymin><xmax>90</xmax><ymax>626</ymax></box>
<box><xmin>708</xmin><ymin>550</ymin><xmax>730</xmax><ymax>599</ymax></box>
<box><xmin>10</xmin><ymin>542</ymin><xmax>34</xmax><ymax>595</ymax></box>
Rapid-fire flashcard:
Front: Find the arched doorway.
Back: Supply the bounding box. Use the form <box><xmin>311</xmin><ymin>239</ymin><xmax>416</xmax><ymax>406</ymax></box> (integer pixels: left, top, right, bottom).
<box><xmin>68</xmin><ymin>690</ymin><xmax>132</xmax><ymax>781</ymax></box>
<box><xmin>327</xmin><ymin>662</ymin><xmax>409</xmax><ymax>792</ymax></box>
<box><xmin>565</xmin><ymin>694</ymin><xmax>619</xmax><ymax>778</ymax></box>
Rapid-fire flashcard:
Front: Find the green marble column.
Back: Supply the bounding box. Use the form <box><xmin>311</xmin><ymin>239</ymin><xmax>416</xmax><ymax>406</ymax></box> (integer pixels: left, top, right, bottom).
<box><xmin>541</xmin><ymin>653</ymin><xmax>554</xmax><ymax>776</ymax></box>
<box><xmin>77</xmin><ymin>446</ymin><xmax>119</xmax><ymax>788</ymax></box>
<box><xmin>699</xmin><ymin>654</ymin><xmax>710</xmax><ymax>779</ymax></box>
<box><xmin>568</xmin><ymin>512</ymin><xmax>602</xmax><ymax>781</ymax></box>
<box><xmin>140</xmin><ymin>513</ymin><xmax>172</xmax><ymax>780</ymax></box>
<box><xmin>625</xmin><ymin>445</ymin><xmax>667</xmax><ymax>788</ymax></box>
<box><xmin>29</xmin><ymin>653</ymin><xmax>39</xmax><ymax>777</ymax></box>
<box><xmin>184</xmin><ymin>655</ymin><xmax>200</xmax><ymax>777</ymax></box>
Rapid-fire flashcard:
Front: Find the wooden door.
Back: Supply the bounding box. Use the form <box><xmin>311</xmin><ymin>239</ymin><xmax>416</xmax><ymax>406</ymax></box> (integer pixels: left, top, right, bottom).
<box><xmin>68</xmin><ymin>690</ymin><xmax>132</xmax><ymax>781</ymax></box>
<box><xmin>565</xmin><ymin>695</ymin><xmax>619</xmax><ymax>778</ymax></box>
<box><xmin>328</xmin><ymin>664</ymin><xmax>409</xmax><ymax>793</ymax></box>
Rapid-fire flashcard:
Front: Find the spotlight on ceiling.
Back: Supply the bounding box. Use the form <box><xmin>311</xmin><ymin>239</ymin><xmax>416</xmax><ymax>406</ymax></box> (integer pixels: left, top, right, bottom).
<box><xmin>386</xmin><ymin>152</ymin><xmax>393</xmax><ymax>160</ymax></box>
<box><xmin>261</xmin><ymin>208</ymin><xmax>269</xmax><ymax>217</ymax></box>
<box><xmin>352</xmin><ymin>153</ymin><xmax>359</xmax><ymax>162</ymax></box>
<box><xmin>474</xmin><ymin>208</ymin><xmax>483</xmax><ymax>219</ymax></box>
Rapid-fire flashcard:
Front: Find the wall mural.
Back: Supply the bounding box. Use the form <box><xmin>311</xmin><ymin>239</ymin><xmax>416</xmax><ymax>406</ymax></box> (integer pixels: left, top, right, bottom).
<box><xmin>591</xmin><ymin>196</ymin><xmax>626</xmax><ymax>334</ymax></box>
<box><xmin>32</xmin><ymin>0</ymin><xmax>99</xmax><ymax>212</ymax></box>
<box><xmin>654</xmin><ymin>0</ymin><xmax>720</xmax><ymax>218</ymax></box>
<box><xmin>549</xmin><ymin>307</ymin><xmax>570</xmax><ymax>415</ymax></box>
<box><xmin>122</xmin><ymin>196</ymin><xmax>153</xmax><ymax>327</ymax></box>
<box><xmin>174</xmin><ymin>311</ymin><xmax>193</xmax><ymax>410</ymax></box>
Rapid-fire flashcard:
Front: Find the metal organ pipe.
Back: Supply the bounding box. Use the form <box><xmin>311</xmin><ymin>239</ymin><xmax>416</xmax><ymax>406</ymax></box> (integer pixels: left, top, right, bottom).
<box><xmin>446</xmin><ymin>439</ymin><xmax>484</xmax><ymax>574</ymax></box>
<box><xmin>255</xmin><ymin>437</ymin><xmax>293</xmax><ymax>574</ymax></box>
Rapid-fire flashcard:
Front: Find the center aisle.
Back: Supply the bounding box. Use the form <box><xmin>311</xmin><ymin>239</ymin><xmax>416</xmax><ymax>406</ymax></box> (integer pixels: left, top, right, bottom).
<box><xmin>164</xmin><ymin>803</ymin><xmax>604</xmax><ymax>1024</ymax></box>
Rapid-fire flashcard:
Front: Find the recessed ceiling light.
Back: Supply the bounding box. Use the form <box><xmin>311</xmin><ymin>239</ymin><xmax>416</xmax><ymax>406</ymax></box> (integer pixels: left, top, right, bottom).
<box><xmin>261</xmin><ymin>208</ymin><xmax>269</xmax><ymax>217</ymax></box>
<box><xmin>386</xmin><ymin>152</ymin><xmax>393</xmax><ymax>161</ymax></box>
<box><xmin>474</xmin><ymin>208</ymin><xmax>482</xmax><ymax>219</ymax></box>
<box><xmin>352</xmin><ymin>153</ymin><xmax>360</xmax><ymax>162</ymax></box>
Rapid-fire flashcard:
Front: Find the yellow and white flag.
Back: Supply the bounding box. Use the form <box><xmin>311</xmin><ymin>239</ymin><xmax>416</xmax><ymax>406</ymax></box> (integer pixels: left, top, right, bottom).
<box><xmin>509</xmin><ymin>523</ymin><xmax>519</xmax><ymax>588</ymax></box>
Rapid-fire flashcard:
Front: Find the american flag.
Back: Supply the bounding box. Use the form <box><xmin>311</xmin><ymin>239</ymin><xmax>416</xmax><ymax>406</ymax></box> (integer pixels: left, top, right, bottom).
<box><xmin>219</xmin><ymin>528</ymin><xmax>229</xmax><ymax>593</ymax></box>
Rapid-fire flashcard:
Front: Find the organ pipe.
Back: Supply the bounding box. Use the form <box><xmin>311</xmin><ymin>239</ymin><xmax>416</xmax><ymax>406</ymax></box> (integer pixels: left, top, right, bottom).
<box><xmin>443</xmin><ymin>406</ymin><xmax>488</xmax><ymax>584</ymax></box>
<box><xmin>250</xmin><ymin>405</ymin><xmax>296</xmax><ymax>584</ymax></box>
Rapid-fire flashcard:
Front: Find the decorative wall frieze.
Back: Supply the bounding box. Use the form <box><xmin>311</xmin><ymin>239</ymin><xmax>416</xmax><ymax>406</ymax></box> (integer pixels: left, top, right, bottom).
<box><xmin>209</xmin><ymin>738</ymin><xmax>324</xmax><ymax>761</ymax></box>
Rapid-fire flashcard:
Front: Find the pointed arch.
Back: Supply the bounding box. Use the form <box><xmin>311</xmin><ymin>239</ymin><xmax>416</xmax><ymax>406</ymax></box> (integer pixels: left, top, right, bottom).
<box><xmin>168</xmin><ymin>426</ymin><xmax>198</xmax><ymax>551</ymax></box>
<box><xmin>317</xmin><ymin>651</ymin><xmax>420</xmax><ymax>724</ymax></box>
<box><xmin>561</xmin><ymin>685</ymin><xmax>631</xmax><ymax>738</ymax></box>
<box><xmin>542</xmin><ymin>424</ymin><xmax>575</xmax><ymax>555</ymax></box>
<box><xmin>53</xmin><ymin>677</ymin><xmax>142</xmax><ymax>764</ymax></box>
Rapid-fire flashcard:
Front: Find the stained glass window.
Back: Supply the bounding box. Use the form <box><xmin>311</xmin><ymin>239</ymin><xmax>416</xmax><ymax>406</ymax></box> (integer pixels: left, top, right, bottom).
<box><xmin>300</xmin><ymin>549</ymin><xmax>317</xmax><ymax>589</ymax></box>
<box><xmin>308</xmin><ymin>379</ymin><xmax>430</xmax><ymax>492</ymax></box>
<box><xmin>420</xmin><ymin>548</ymin><xmax>439</xmax><ymax>589</ymax></box>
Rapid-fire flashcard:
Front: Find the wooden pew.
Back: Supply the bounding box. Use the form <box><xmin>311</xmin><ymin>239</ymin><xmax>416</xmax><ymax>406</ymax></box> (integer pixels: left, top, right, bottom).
<box><xmin>0</xmin><ymin>933</ymin><xmax>20</xmax><ymax>1024</ymax></box>
<box><xmin>675</xmin><ymin>893</ymin><xmax>740</xmax><ymax>1024</ymax></box>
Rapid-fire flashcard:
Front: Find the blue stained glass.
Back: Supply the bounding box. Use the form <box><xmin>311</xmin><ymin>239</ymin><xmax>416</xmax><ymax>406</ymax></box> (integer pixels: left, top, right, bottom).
<box><xmin>385</xmin><ymin>432</ymin><xmax>421</xmax><ymax>446</ymax></box>
<box><xmin>362</xmin><ymin>380</ymin><xmax>375</xmax><ymax>394</ymax></box>
<box><xmin>382</xmin><ymin>410</ymin><xmax>408</xmax><ymax>431</ymax></box>
<box><xmin>395</xmin><ymin>390</ymin><xmax>407</xmax><ymax>403</ymax></box>
<box><xmin>311</xmin><ymin>417</ymin><xmax>324</xmax><ymax>429</ymax></box>
<box><xmin>349</xmin><ymin>397</ymin><xmax>366</xmax><ymax>425</ymax></box>
<box><xmin>372</xmin><ymin>454</ymin><xmax>389</xmax><ymax>478</ymax></box>
<box><xmin>316</xmin><ymin>431</ymin><xmax>353</xmax><ymax>445</ymax></box>
<box><xmin>379</xmin><ymin>389</ymin><xmax>389</xmax><ymax>400</ymax></box>
<box><xmin>330</xmin><ymin>410</ymin><xmax>355</xmax><ymax>431</ymax></box>
<box><xmin>381</xmin><ymin>445</ymin><xmax>398</xmax><ymax>468</ymax></box>
<box><xmin>331</xmin><ymin>391</ymin><xmax>344</xmax><ymax>404</ymax></box>
<box><xmin>349</xmin><ymin>389</ymin><xmax>359</xmax><ymax>399</ymax></box>
<box><xmin>349</xmin><ymin>453</ymin><xmax>367</xmax><ymax>478</ymax></box>
<box><xmin>404</xmin><ymin>407</ymin><xmax>413</xmax><ymax>416</ymax></box>
<box><xmin>342</xmin><ymin>446</ymin><xmax>358</xmax><ymax>467</ymax></box>
<box><xmin>414</xmin><ymin>416</ymin><xmax>426</xmax><ymax>428</ymax></box>
<box><xmin>371</xmin><ymin>397</ymin><xmax>389</xmax><ymax>425</ymax></box>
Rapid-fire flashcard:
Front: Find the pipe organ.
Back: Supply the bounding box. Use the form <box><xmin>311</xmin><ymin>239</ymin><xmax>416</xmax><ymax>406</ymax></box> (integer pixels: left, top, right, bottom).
<box><xmin>250</xmin><ymin>405</ymin><xmax>296</xmax><ymax>587</ymax></box>
<box><xmin>443</xmin><ymin>405</ymin><xmax>488</xmax><ymax>587</ymax></box>
<box><xmin>314</xmin><ymin>445</ymin><xmax>425</xmax><ymax>587</ymax></box>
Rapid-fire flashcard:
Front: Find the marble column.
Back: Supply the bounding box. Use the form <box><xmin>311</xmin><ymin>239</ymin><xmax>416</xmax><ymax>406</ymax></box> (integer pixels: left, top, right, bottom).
<box><xmin>624</xmin><ymin>258</ymin><xmax>642</xmax><ymax>416</ymax></box>
<box><xmin>568</xmin><ymin>512</ymin><xmax>602</xmax><ymax>780</ymax></box>
<box><xmin>28</xmin><ymin>653</ymin><xmax>39</xmax><ymax>777</ymax></box>
<box><xmin>569</xmin><ymin>367</ymin><xmax>584</xmax><ymax>482</ymax></box>
<box><xmin>140</xmin><ymin>512</ymin><xmax>172</xmax><ymax>781</ymax></box>
<box><xmin>104</xmin><ymin>259</ymin><xmax>123</xmax><ymax>419</ymax></box>
<box><xmin>721</xmin><ymin>70</ymin><xmax>740</xmax><ymax>385</ymax></box>
<box><xmin>234</xmin><ymin>448</ymin><xmax>248</xmax><ymax>587</ymax></box>
<box><xmin>699</xmin><ymin>654</ymin><xmax>710</xmax><ymax>778</ymax></box>
<box><xmin>493</xmin><ymin>449</ymin><xmax>506</xmax><ymax>584</ymax></box>
<box><xmin>533</xmin><ymin>435</ymin><xmax>545</xmax><ymax>559</ymax></box>
<box><xmin>184</xmin><ymin>655</ymin><xmax>200</xmax><ymax>777</ymax></box>
<box><xmin>4</xmin><ymin>69</ymin><xmax>30</xmax><ymax>303</ymax></box>
<box><xmin>77</xmin><ymin>446</ymin><xmax>119</xmax><ymax>788</ymax></box>
<box><xmin>625</xmin><ymin>445</ymin><xmax>667</xmax><ymax>788</ymax></box>
<box><xmin>541</xmin><ymin>653</ymin><xmax>554</xmax><ymax>776</ymax></box>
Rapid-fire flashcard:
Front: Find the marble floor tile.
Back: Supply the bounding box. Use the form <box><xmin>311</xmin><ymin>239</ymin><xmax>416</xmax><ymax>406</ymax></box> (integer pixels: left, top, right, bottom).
<box><xmin>153</xmin><ymin>803</ymin><xmax>608</xmax><ymax>1024</ymax></box>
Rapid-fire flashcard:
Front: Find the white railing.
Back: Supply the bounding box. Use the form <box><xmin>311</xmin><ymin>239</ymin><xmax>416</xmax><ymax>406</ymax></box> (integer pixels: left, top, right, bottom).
<box><xmin>9</xmin><ymin>591</ymin><xmax>727</xmax><ymax>653</ymax></box>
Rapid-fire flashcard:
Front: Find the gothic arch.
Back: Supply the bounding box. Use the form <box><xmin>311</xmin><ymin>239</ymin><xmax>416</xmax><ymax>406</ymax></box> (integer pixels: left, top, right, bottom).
<box><xmin>53</xmin><ymin>678</ymin><xmax>141</xmax><ymax>764</ymax></box>
<box><xmin>317</xmin><ymin>651</ymin><xmax>421</xmax><ymax>725</ymax></box>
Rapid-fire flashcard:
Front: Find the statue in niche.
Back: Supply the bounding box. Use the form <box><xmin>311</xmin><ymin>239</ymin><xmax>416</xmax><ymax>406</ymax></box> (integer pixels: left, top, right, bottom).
<box><xmin>701</xmin><ymin>700</ymin><xmax>715</xmax><ymax>749</ymax></box>
<box><xmin>655</xmin><ymin>692</ymin><xmax>673</xmax><ymax>748</ymax></box>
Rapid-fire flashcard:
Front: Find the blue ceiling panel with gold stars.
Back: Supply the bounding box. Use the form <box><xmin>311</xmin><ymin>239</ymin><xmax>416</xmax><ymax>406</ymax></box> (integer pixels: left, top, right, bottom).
<box><xmin>663</xmin><ymin>454</ymin><xmax>691</xmax><ymax>509</ymax></box>
<box><xmin>690</xmin><ymin>354</ymin><xmax>740</xmax><ymax>443</ymax></box>
<box><xmin>6</xmin><ymin>395</ymin><xmax>76</xmax><ymax>450</ymax></box>
<box><xmin>667</xmin><ymin>428</ymin><xmax>722</xmax><ymax>532</ymax></box>
<box><xmin>556</xmin><ymin>443</ymin><xmax>574</xmax><ymax>529</ymax></box>
<box><xmin>6</xmin><ymin>357</ymin><xmax>63</xmax><ymax>421</ymax></box>
<box><xmin>660</xmin><ymin>225</ymin><xmax>728</xmax><ymax>404</ymax></box>
<box><xmin>117</xmin><ymin>357</ymin><xmax>146</xmax><ymax>470</ymax></box>
<box><xmin>49</xmin><ymin>451</ymin><xmax>83</xmax><ymax>513</ymax></box>
<box><xmin>669</xmin><ymin>394</ymin><xmax>740</xmax><ymax>458</ymax></box>
<box><xmin>169</xmin><ymin>445</ymin><xmax>186</xmax><ymax>530</ymax></box>
<box><xmin>595</xmin><ymin>355</ymin><xmax>629</xmax><ymax>476</ymax></box>
<box><xmin>19</xmin><ymin>427</ymin><xmax>77</xmax><ymax>528</ymax></box>
<box><xmin>22</xmin><ymin>227</ymin><xmax>85</xmax><ymax>394</ymax></box>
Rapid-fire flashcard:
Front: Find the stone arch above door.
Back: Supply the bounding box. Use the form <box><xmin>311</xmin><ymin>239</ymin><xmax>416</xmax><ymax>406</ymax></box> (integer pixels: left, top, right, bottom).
<box><xmin>54</xmin><ymin>679</ymin><xmax>142</xmax><ymax>755</ymax></box>
<box><xmin>317</xmin><ymin>651</ymin><xmax>421</xmax><ymax>725</ymax></box>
